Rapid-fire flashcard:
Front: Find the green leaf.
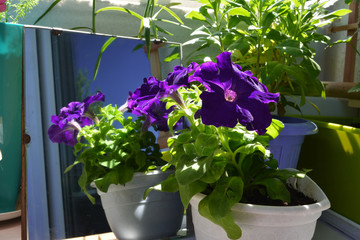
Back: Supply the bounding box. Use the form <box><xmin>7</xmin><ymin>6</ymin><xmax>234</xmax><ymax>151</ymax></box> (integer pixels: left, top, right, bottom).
<box><xmin>64</xmin><ymin>161</ymin><xmax>80</xmax><ymax>173</ymax></box>
<box><xmin>227</xmin><ymin>7</ymin><xmax>251</xmax><ymax>17</ymax></box>
<box><xmin>324</xmin><ymin>9</ymin><xmax>352</xmax><ymax>18</ymax></box>
<box><xmin>275</xmin><ymin>40</ymin><xmax>309</xmax><ymax>57</ymax></box>
<box><xmin>265</xmin><ymin>119</ymin><xmax>284</xmax><ymax>140</ymax></box>
<box><xmin>195</xmin><ymin>133</ymin><xmax>218</xmax><ymax>156</ymax></box>
<box><xmin>348</xmin><ymin>83</ymin><xmax>360</xmax><ymax>93</ymax></box>
<box><xmin>198</xmin><ymin>195</ymin><xmax>242</xmax><ymax>239</ymax></box>
<box><xmin>178</xmin><ymin>180</ymin><xmax>207</xmax><ymax>208</ymax></box>
<box><xmin>143</xmin><ymin>173</ymin><xmax>179</xmax><ymax>199</ymax></box>
<box><xmin>199</xmin><ymin>5</ymin><xmax>212</xmax><ymax>21</ymax></box>
<box><xmin>175</xmin><ymin>156</ymin><xmax>212</xmax><ymax>185</ymax></box>
<box><xmin>116</xmin><ymin>164</ymin><xmax>135</xmax><ymax>184</ymax></box>
<box><xmin>33</xmin><ymin>0</ymin><xmax>62</xmax><ymax>25</ymax></box>
<box><xmin>183</xmin><ymin>143</ymin><xmax>197</xmax><ymax>156</ymax></box>
<box><xmin>93</xmin><ymin>37</ymin><xmax>117</xmax><ymax>81</ymax></box>
<box><xmin>254</xmin><ymin>178</ymin><xmax>290</xmax><ymax>202</ymax></box>
<box><xmin>208</xmin><ymin>177</ymin><xmax>244</xmax><ymax>218</ymax></box>
<box><xmin>164</xmin><ymin>52</ymin><xmax>180</xmax><ymax>62</ymax></box>
<box><xmin>266</xmin><ymin>29</ymin><xmax>287</xmax><ymax>41</ymax></box>
<box><xmin>95</xmin><ymin>7</ymin><xmax>143</xmax><ymax>20</ymax></box>
<box><xmin>135</xmin><ymin>151</ymin><xmax>147</xmax><ymax>169</ymax></box>
<box><xmin>168</xmin><ymin>111</ymin><xmax>186</xmax><ymax>134</ymax></box>
<box><xmin>94</xmin><ymin>170</ymin><xmax>120</xmax><ymax>192</ymax></box>
<box><xmin>200</xmin><ymin>154</ymin><xmax>228</xmax><ymax>183</ymax></box>
<box><xmin>156</xmin><ymin>3</ymin><xmax>184</xmax><ymax>24</ymax></box>
<box><xmin>78</xmin><ymin>167</ymin><xmax>95</xmax><ymax>204</ymax></box>
<box><xmin>185</xmin><ymin>10</ymin><xmax>207</xmax><ymax>21</ymax></box>
<box><xmin>177</xmin><ymin>131</ymin><xmax>192</xmax><ymax>143</ymax></box>
<box><xmin>302</xmin><ymin>56</ymin><xmax>321</xmax><ymax>77</ymax></box>
<box><xmin>262</xmin><ymin>12</ymin><xmax>276</xmax><ymax>32</ymax></box>
<box><xmin>227</xmin><ymin>38</ymin><xmax>250</xmax><ymax>54</ymax></box>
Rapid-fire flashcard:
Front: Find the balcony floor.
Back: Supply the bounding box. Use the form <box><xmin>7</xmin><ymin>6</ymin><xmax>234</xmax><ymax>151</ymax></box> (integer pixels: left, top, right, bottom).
<box><xmin>0</xmin><ymin>216</ymin><xmax>356</xmax><ymax>240</ymax></box>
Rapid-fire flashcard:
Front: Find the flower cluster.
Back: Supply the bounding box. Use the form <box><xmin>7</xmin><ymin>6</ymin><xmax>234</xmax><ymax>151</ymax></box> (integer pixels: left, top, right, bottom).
<box><xmin>48</xmin><ymin>51</ymin><xmax>304</xmax><ymax>239</ymax></box>
<box><xmin>127</xmin><ymin>52</ymin><xmax>279</xmax><ymax>134</ymax></box>
<box><xmin>48</xmin><ymin>92</ymin><xmax>105</xmax><ymax>146</ymax></box>
<box><xmin>0</xmin><ymin>0</ymin><xmax>6</xmax><ymax>12</ymax></box>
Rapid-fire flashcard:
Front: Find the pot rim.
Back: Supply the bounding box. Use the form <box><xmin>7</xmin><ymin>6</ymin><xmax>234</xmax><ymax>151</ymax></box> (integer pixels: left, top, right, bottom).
<box><xmin>90</xmin><ymin>169</ymin><xmax>173</xmax><ymax>189</ymax></box>
<box><xmin>273</xmin><ymin>116</ymin><xmax>318</xmax><ymax>136</ymax></box>
<box><xmin>190</xmin><ymin>174</ymin><xmax>330</xmax><ymax>216</ymax></box>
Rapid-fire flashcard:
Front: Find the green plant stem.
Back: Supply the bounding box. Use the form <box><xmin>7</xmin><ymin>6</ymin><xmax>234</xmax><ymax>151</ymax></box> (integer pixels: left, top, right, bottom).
<box><xmin>255</xmin><ymin>0</ymin><xmax>264</xmax><ymax>77</ymax></box>
<box><xmin>293</xmin><ymin>0</ymin><xmax>304</xmax><ymax>41</ymax></box>
<box><xmin>213</xmin><ymin>1</ymin><xmax>224</xmax><ymax>52</ymax></box>
<box><xmin>216</xmin><ymin>127</ymin><xmax>244</xmax><ymax>179</ymax></box>
<box><xmin>92</xmin><ymin>0</ymin><xmax>96</xmax><ymax>33</ymax></box>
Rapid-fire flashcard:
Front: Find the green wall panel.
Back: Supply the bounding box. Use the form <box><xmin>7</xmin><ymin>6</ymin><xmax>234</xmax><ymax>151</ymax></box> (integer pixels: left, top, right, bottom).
<box><xmin>0</xmin><ymin>22</ymin><xmax>23</xmax><ymax>213</ymax></box>
<box><xmin>298</xmin><ymin>116</ymin><xmax>360</xmax><ymax>225</ymax></box>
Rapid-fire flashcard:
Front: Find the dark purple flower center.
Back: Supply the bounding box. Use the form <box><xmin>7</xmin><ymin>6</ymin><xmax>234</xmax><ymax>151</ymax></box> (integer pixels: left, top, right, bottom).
<box><xmin>225</xmin><ymin>89</ymin><xmax>238</xmax><ymax>102</ymax></box>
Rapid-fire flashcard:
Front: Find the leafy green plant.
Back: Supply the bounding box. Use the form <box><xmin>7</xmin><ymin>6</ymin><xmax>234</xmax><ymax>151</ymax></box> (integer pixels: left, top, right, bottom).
<box><xmin>33</xmin><ymin>0</ymin><xmax>187</xmax><ymax>80</ymax></box>
<box><xmin>92</xmin><ymin>0</ymin><xmax>188</xmax><ymax>80</ymax></box>
<box><xmin>95</xmin><ymin>0</ymin><xmax>187</xmax><ymax>56</ymax></box>
<box><xmin>137</xmin><ymin>52</ymin><xmax>308</xmax><ymax>239</ymax></box>
<box><xmin>73</xmin><ymin>105</ymin><xmax>163</xmax><ymax>203</ymax></box>
<box><xmin>0</xmin><ymin>0</ymin><xmax>38</xmax><ymax>23</ymax></box>
<box><xmin>183</xmin><ymin>0</ymin><xmax>351</xmax><ymax>115</ymax></box>
<box><xmin>48</xmin><ymin>92</ymin><xmax>164</xmax><ymax>204</ymax></box>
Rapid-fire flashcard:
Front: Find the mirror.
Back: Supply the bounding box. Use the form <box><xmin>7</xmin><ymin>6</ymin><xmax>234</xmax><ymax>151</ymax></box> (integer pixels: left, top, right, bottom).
<box><xmin>22</xmin><ymin>26</ymin><xmax>181</xmax><ymax>239</ymax></box>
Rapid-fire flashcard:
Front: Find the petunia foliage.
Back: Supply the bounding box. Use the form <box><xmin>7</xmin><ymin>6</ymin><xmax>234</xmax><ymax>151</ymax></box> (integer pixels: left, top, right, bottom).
<box><xmin>48</xmin><ymin>92</ymin><xmax>164</xmax><ymax>203</ymax></box>
<box><xmin>49</xmin><ymin>51</ymin><xmax>308</xmax><ymax>239</ymax></box>
<box><xmin>182</xmin><ymin>0</ymin><xmax>351</xmax><ymax>116</ymax></box>
<box><xmin>128</xmin><ymin>52</ymin><xmax>307</xmax><ymax>239</ymax></box>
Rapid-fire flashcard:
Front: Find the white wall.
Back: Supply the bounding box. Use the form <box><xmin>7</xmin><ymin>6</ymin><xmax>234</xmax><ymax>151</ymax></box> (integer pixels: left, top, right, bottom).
<box><xmin>19</xmin><ymin>0</ymin><xmax>211</xmax><ymax>62</ymax></box>
<box><xmin>20</xmin><ymin>0</ymin><xmax>358</xmax><ymax>82</ymax></box>
<box><xmin>19</xmin><ymin>0</ymin><xmax>359</xmax><ymax>118</ymax></box>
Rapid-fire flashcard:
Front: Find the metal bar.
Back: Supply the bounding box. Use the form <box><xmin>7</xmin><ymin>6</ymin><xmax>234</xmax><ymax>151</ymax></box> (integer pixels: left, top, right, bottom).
<box><xmin>21</xmin><ymin>27</ymin><xmax>27</xmax><ymax>240</ymax></box>
<box><xmin>328</xmin><ymin>22</ymin><xmax>359</xmax><ymax>33</ymax></box>
<box><xmin>343</xmin><ymin>1</ymin><xmax>359</xmax><ymax>82</ymax></box>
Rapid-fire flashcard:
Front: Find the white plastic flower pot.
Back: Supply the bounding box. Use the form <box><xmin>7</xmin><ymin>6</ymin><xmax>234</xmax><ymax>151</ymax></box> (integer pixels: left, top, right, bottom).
<box><xmin>269</xmin><ymin>116</ymin><xmax>318</xmax><ymax>169</ymax></box>
<box><xmin>189</xmin><ymin>174</ymin><xmax>330</xmax><ymax>240</ymax></box>
<box><xmin>95</xmin><ymin>170</ymin><xmax>184</xmax><ymax>240</ymax></box>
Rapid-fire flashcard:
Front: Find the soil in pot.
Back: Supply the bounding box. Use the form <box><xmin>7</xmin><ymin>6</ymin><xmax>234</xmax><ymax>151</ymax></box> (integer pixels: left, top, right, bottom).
<box><xmin>243</xmin><ymin>185</ymin><xmax>316</xmax><ymax>207</ymax></box>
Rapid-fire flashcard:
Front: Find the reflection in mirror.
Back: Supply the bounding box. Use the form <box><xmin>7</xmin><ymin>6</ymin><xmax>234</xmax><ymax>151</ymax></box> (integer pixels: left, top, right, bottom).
<box><xmin>24</xmin><ymin>27</ymin><xmax>181</xmax><ymax>239</ymax></box>
<box><xmin>52</xmin><ymin>31</ymin><xmax>181</xmax><ymax>238</ymax></box>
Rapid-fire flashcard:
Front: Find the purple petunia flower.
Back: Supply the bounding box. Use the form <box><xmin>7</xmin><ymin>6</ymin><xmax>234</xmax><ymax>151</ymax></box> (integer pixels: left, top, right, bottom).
<box><xmin>48</xmin><ymin>92</ymin><xmax>105</xmax><ymax>146</ymax></box>
<box><xmin>193</xmin><ymin>52</ymin><xmax>279</xmax><ymax>135</ymax></box>
<box><xmin>165</xmin><ymin>62</ymin><xmax>199</xmax><ymax>92</ymax></box>
<box><xmin>127</xmin><ymin>77</ymin><xmax>165</xmax><ymax>115</ymax></box>
<box><xmin>127</xmin><ymin>77</ymin><xmax>174</xmax><ymax>131</ymax></box>
<box><xmin>140</xmin><ymin>98</ymin><xmax>175</xmax><ymax>131</ymax></box>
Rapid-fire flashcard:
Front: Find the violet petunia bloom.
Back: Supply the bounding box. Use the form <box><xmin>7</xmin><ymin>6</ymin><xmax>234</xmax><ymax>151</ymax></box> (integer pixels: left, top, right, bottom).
<box><xmin>193</xmin><ymin>52</ymin><xmax>279</xmax><ymax>135</ymax></box>
<box><xmin>140</xmin><ymin>98</ymin><xmax>175</xmax><ymax>131</ymax></box>
<box><xmin>127</xmin><ymin>77</ymin><xmax>165</xmax><ymax>115</ymax></box>
<box><xmin>165</xmin><ymin>62</ymin><xmax>199</xmax><ymax>93</ymax></box>
<box><xmin>48</xmin><ymin>92</ymin><xmax>105</xmax><ymax>146</ymax></box>
<box><xmin>127</xmin><ymin>77</ymin><xmax>174</xmax><ymax>131</ymax></box>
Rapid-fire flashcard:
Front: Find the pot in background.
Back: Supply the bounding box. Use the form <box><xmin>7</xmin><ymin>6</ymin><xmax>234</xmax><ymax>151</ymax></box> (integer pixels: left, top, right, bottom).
<box><xmin>269</xmin><ymin>116</ymin><xmax>318</xmax><ymax>169</ymax></box>
<box><xmin>96</xmin><ymin>170</ymin><xmax>184</xmax><ymax>240</ymax></box>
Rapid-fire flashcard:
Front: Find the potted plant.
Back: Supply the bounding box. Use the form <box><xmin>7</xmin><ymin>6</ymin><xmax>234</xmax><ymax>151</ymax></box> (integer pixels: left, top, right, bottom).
<box><xmin>136</xmin><ymin>51</ymin><xmax>330</xmax><ymax>239</ymax></box>
<box><xmin>180</xmin><ymin>0</ymin><xmax>350</xmax><ymax>168</ymax></box>
<box><xmin>47</xmin><ymin>92</ymin><xmax>184</xmax><ymax>240</ymax></box>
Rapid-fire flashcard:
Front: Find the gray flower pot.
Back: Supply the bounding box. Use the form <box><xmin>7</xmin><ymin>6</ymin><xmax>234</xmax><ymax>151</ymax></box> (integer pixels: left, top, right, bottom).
<box><xmin>269</xmin><ymin>116</ymin><xmax>318</xmax><ymax>169</ymax></box>
<box><xmin>95</xmin><ymin>170</ymin><xmax>184</xmax><ymax>240</ymax></box>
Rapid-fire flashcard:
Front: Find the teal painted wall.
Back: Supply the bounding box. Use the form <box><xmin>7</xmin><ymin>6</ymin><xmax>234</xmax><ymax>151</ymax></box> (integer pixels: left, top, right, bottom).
<box><xmin>0</xmin><ymin>22</ymin><xmax>23</xmax><ymax>213</ymax></box>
